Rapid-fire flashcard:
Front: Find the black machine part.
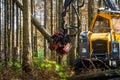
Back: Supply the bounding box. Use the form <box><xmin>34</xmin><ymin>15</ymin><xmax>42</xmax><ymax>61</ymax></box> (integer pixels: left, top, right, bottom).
<box><xmin>103</xmin><ymin>0</ymin><xmax>119</xmax><ymax>11</ymax></box>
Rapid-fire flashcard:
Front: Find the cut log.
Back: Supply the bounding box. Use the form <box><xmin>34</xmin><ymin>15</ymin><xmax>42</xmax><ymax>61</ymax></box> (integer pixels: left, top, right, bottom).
<box><xmin>14</xmin><ymin>0</ymin><xmax>53</xmax><ymax>43</ymax></box>
<box><xmin>67</xmin><ymin>69</ymin><xmax>120</xmax><ymax>80</ymax></box>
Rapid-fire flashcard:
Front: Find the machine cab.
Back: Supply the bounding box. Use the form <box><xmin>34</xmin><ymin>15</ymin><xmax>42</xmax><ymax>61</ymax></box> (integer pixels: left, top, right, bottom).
<box><xmin>92</xmin><ymin>16</ymin><xmax>110</xmax><ymax>33</ymax></box>
<box><xmin>80</xmin><ymin>12</ymin><xmax>120</xmax><ymax>60</ymax></box>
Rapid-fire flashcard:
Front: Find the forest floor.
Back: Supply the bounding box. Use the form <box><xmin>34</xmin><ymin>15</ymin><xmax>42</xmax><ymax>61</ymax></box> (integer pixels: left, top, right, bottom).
<box><xmin>1</xmin><ymin>61</ymin><xmax>120</xmax><ymax>80</ymax></box>
<box><xmin>0</xmin><ymin>68</ymin><xmax>74</xmax><ymax>80</ymax></box>
<box><xmin>0</xmin><ymin>60</ymin><xmax>74</xmax><ymax>80</ymax></box>
<box><xmin>0</xmin><ymin>68</ymin><xmax>68</xmax><ymax>80</ymax></box>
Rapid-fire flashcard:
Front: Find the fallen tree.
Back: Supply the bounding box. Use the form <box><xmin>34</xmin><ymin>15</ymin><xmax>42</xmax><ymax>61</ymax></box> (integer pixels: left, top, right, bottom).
<box><xmin>67</xmin><ymin>69</ymin><xmax>120</xmax><ymax>80</ymax></box>
<box><xmin>14</xmin><ymin>0</ymin><xmax>53</xmax><ymax>43</ymax></box>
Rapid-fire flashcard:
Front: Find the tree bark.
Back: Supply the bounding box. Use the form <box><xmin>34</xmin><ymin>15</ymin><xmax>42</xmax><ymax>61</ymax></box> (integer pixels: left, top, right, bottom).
<box><xmin>12</xmin><ymin>1</ymin><xmax>15</xmax><ymax>64</ymax></box>
<box><xmin>19</xmin><ymin>11</ymin><xmax>23</xmax><ymax>64</ymax></box>
<box><xmin>22</xmin><ymin>0</ymin><xmax>33</xmax><ymax>77</ymax></box>
<box><xmin>0</xmin><ymin>0</ymin><xmax>1</xmax><ymax>62</ymax></box>
<box><xmin>44</xmin><ymin>0</ymin><xmax>51</xmax><ymax>59</ymax></box>
<box><xmin>8</xmin><ymin>0</ymin><xmax>13</xmax><ymax>62</ymax></box>
<box><xmin>88</xmin><ymin>0</ymin><xmax>94</xmax><ymax>28</ymax></box>
<box><xmin>4</xmin><ymin>0</ymin><xmax>8</xmax><ymax>68</ymax></box>
<box><xmin>69</xmin><ymin>4</ymin><xmax>77</xmax><ymax>67</ymax></box>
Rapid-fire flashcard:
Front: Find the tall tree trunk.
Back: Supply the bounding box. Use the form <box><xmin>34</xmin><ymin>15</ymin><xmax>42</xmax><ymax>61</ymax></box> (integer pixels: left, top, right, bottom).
<box><xmin>44</xmin><ymin>0</ymin><xmax>51</xmax><ymax>59</ymax></box>
<box><xmin>12</xmin><ymin>1</ymin><xmax>15</xmax><ymax>64</ymax></box>
<box><xmin>88</xmin><ymin>0</ymin><xmax>94</xmax><ymax>28</ymax></box>
<box><xmin>8</xmin><ymin>0</ymin><xmax>12</xmax><ymax>62</ymax></box>
<box><xmin>51</xmin><ymin>0</ymin><xmax>53</xmax><ymax>35</ymax></box>
<box><xmin>50</xmin><ymin>0</ymin><xmax>55</xmax><ymax>60</ymax></box>
<box><xmin>31</xmin><ymin>0</ymin><xmax>37</xmax><ymax>57</ymax></box>
<box><xmin>44</xmin><ymin>0</ymin><xmax>48</xmax><ymax>59</ymax></box>
<box><xmin>4</xmin><ymin>0</ymin><xmax>8</xmax><ymax>68</ymax></box>
<box><xmin>58</xmin><ymin>0</ymin><xmax>63</xmax><ymax>31</ymax></box>
<box><xmin>1</xmin><ymin>0</ymin><xmax>4</xmax><ymax>64</ymax></box>
<box><xmin>69</xmin><ymin>4</ymin><xmax>77</xmax><ymax>67</ymax></box>
<box><xmin>19</xmin><ymin>11</ymin><xmax>23</xmax><ymax>64</ymax></box>
<box><xmin>16</xmin><ymin>6</ymin><xmax>19</xmax><ymax>47</ymax></box>
<box><xmin>22</xmin><ymin>0</ymin><xmax>33</xmax><ymax>77</ymax></box>
<box><xmin>0</xmin><ymin>0</ymin><xmax>1</xmax><ymax>62</ymax></box>
<box><xmin>57</xmin><ymin>0</ymin><xmax>63</xmax><ymax>64</ymax></box>
<box><xmin>77</xmin><ymin>0</ymin><xmax>82</xmax><ymax>55</ymax></box>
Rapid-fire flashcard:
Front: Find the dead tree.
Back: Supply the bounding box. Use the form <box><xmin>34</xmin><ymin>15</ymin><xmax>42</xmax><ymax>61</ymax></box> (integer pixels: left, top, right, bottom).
<box><xmin>67</xmin><ymin>69</ymin><xmax>120</xmax><ymax>80</ymax></box>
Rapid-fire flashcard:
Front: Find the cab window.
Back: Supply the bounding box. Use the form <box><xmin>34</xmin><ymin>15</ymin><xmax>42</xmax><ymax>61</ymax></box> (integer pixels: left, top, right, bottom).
<box><xmin>92</xmin><ymin>16</ymin><xmax>110</xmax><ymax>33</ymax></box>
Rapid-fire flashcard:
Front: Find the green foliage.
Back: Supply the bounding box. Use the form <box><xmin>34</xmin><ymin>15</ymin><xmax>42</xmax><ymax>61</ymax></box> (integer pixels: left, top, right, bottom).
<box><xmin>32</xmin><ymin>47</ymin><xmax>68</xmax><ymax>79</ymax></box>
<box><xmin>33</xmin><ymin>47</ymin><xmax>44</xmax><ymax>68</ymax></box>
<box><xmin>8</xmin><ymin>61</ymin><xmax>21</xmax><ymax>70</ymax></box>
<box><xmin>37</xmin><ymin>47</ymin><xmax>44</xmax><ymax>63</ymax></box>
<box><xmin>40</xmin><ymin>60</ymin><xmax>68</xmax><ymax>79</ymax></box>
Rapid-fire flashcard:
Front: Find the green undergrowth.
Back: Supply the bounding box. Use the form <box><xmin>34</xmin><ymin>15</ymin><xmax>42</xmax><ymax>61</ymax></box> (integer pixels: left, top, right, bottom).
<box><xmin>0</xmin><ymin>60</ymin><xmax>68</xmax><ymax>80</ymax></box>
<box><xmin>0</xmin><ymin>47</ymin><xmax>69</xmax><ymax>80</ymax></box>
<box><xmin>40</xmin><ymin>60</ymin><xmax>68</xmax><ymax>79</ymax></box>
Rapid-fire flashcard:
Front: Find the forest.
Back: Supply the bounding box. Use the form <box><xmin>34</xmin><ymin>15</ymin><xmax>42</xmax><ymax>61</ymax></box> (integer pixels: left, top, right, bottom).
<box><xmin>1</xmin><ymin>0</ymin><xmax>120</xmax><ymax>80</ymax></box>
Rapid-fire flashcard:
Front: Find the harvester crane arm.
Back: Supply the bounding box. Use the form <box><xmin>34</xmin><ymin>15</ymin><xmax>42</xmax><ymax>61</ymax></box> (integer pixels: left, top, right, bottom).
<box><xmin>50</xmin><ymin>0</ymin><xmax>85</xmax><ymax>54</ymax></box>
<box><xmin>61</xmin><ymin>0</ymin><xmax>84</xmax><ymax>35</ymax></box>
<box><xmin>103</xmin><ymin>0</ymin><xmax>119</xmax><ymax>11</ymax></box>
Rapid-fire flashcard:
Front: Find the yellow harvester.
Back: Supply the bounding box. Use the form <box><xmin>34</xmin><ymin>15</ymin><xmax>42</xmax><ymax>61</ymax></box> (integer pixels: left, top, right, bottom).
<box><xmin>79</xmin><ymin>10</ymin><xmax>120</xmax><ymax>69</ymax></box>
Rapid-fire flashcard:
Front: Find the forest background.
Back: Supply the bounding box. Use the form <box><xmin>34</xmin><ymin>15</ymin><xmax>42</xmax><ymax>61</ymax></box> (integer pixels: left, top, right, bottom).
<box><xmin>0</xmin><ymin>0</ymin><xmax>120</xmax><ymax>80</ymax></box>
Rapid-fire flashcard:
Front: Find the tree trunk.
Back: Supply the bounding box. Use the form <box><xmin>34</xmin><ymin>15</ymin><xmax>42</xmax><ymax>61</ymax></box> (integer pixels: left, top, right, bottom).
<box><xmin>19</xmin><ymin>11</ymin><xmax>23</xmax><ymax>64</ymax></box>
<box><xmin>88</xmin><ymin>0</ymin><xmax>94</xmax><ymax>28</ymax></box>
<box><xmin>7</xmin><ymin>0</ymin><xmax>13</xmax><ymax>62</ymax></box>
<box><xmin>58</xmin><ymin>0</ymin><xmax>63</xmax><ymax>31</ymax></box>
<box><xmin>77</xmin><ymin>0</ymin><xmax>82</xmax><ymax>55</ymax></box>
<box><xmin>22</xmin><ymin>0</ymin><xmax>33</xmax><ymax>77</ymax></box>
<box><xmin>31</xmin><ymin>0</ymin><xmax>37</xmax><ymax>57</ymax></box>
<box><xmin>8</xmin><ymin>0</ymin><xmax>13</xmax><ymax>62</ymax></box>
<box><xmin>0</xmin><ymin>0</ymin><xmax>1</xmax><ymax>62</ymax></box>
<box><xmin>44</xmin><ymin>0</ymin><xmax>50</xmax><ymax>59</ymax></box>
<box><xmin>67</xmin><ymin>69</ymin><xmax>120</xmax><ymax>80</ymax></box>
<box><xmin>69</xmin><ymin>4</ymin><xmax>77</xmax><ymax>67</ymax></box>
<box><xmin>57</xmin><ymin>0</ymin><xmax>63</xmax><ymax>64</ymax></box>
<box><xmin>1</xmin><ymin>0</ymin><xmax>4</xmax><ymax>64</ymax></box>
<box><xmin>4</xmin><ymin>0</ymin><xmax>8</xmax><ymax>68</ymax></box>
<box><xmin>12</xmin><ymin>1</ymin><xmax>15</xmax><ymax>64</ymax></box>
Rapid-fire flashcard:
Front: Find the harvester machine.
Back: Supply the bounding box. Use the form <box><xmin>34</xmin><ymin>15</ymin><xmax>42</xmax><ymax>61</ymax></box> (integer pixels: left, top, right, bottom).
<box><xmin>75</xmin><ymin>0</ymin><xmax>120</xmax><ymax>74</ymax></box>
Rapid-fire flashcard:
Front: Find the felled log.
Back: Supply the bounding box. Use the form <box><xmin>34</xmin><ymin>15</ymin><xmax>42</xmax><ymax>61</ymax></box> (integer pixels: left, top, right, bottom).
<box><xmin>67</xmin><ymin>69</ymin><xmax>120</xmax><ymax>80</ymax></box>
<box><xmin>14</xmin><ymin>0</ymin><xmax>53</xmax><ymax>43</ymax></box>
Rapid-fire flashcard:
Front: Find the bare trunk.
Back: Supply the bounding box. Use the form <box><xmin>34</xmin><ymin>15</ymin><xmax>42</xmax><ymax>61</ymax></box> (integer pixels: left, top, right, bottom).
<box><xmin>22</xmin><ymin>0</ymin><xmax>33</xmax><ymax>77</ymax></box>
<box><xmin>88</xmin><ymin>0</ymin><xmax>94</xmax><ymax>28</ymax></box>
<box><xmin>44</xmin><ymin>0</ymin><xmax>49</xmax><ymax>59</ymax></box>
<box><xmin>19</xmin><ymin>11</ymin><xmax>23</xmax><ymax>64</ymax></box>
<box><xmin>4</xmin><ymin>0</ymin><xmax>8</xmax><ymax>68</ymax></box>
<box><xmin>69</xmin><ymin>5</ymin><xmax>77</xmax><ymax>67</ymax></box>
<box><xmin>0</xmin><ymin>0</ymin><xmax>1</xmax><ymax>62</ymax></box>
